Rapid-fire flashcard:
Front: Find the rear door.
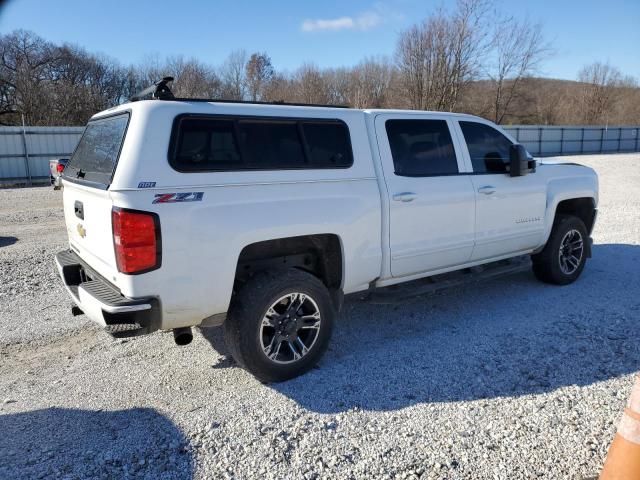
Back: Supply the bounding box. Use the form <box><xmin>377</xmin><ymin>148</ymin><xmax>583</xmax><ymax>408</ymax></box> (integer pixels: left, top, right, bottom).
<box><xmin>61</xmin><ymin>113</ymin><xmax>130</xmax><ymax>279</ymax></box>
<box><xmin>375</xmin><ymin>114</ymin><xmax>476</xmax><ymax>278</ymax></box>
<box><xmin>454</xmin><ymin>120</ymin><xmax>546</xmax><ymax>261</ymax></box>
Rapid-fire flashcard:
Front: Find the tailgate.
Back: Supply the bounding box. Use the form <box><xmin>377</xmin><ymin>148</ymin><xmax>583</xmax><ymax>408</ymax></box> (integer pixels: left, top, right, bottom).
<box><xmin>62</xmin><ymin>182</ymin><xmax>117</xmax><ymax>280</ymax></box>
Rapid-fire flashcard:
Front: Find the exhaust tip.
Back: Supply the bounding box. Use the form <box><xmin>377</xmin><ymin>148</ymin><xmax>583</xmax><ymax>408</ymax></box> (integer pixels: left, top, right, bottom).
<box><xmin>173</xmin><ymin>327</ymin><xmax>193</xmax><ymax>346</ymax></box>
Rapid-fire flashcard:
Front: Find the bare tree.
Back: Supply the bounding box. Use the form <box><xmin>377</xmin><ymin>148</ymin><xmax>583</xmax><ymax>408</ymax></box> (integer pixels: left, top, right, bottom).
<box><xmin>261</xmin><ymin>73</ymin><xmax>293</xmax><ymax>103</ymax></box>
<box><xmin>52</xmin><ymin>45</ymin><xmax>127</xmax><ymax>124</ymax></box>
<box><xmin>615</xmin><ymin>76</ymin><xmax>640</xmax><ymax>124</ymax></box>
<box><xmin>263</xmin><ymin>62</ymin><xmax>391</xmax><ymax>108</ymax></box>
<box><xmin>396</xmin><ymin>22</ymin><xmax>429</xmax><ymax>109</ymax></box>
<box><xmin>396</xmin><ymin>0</ymin><xmax>490</xmax><ymax>111</ymax></box>
<box><xmin>245</xmin><ymin>52</ymin><xmax>274</xmax><ymax>101</ymax></box>
<box><xmin>349</xmin><ymin>57</ymin><xmax>393</xmax><ymax>108</ymax></box>
<box><xmin>486</xmin><ymin>17</ymin><xmax>549</xmax><ymax>123</ymax></box>
<box><xmin>577</xmin><ymin>62</ymin><xmax>623</xmax><ymax>124</ymax></box>
<box><xmin>219</xmin><ymin>49</ymin><xmax>247</xmax><ymax>100</ymax></box>
<box><xmin>527</xmin><ymin>78</ymin><xmax>571</xmax><ymax>125</ymax></box>
<box><xmin>0</xmin><ymin>31</ymin><xmax>130</xmax><ymax>125</ymax></box>
<box><xmin>135</xmin><ymin>54</ymin><xmax>165</xmax><ymax>87</ymax></box>
<box><xmin>2</xmin><ymin>26</ymin><xmax>640</xmax><ymax>127</ymax></box>
<box><xmin>293</xmin><ymin>64</ymin><xmax>330</xmax><ymax>104</ymax></box>
<box><xmin>0</xmin><ymin>30</ymin><xmax>60</xmax><ymax>125</ymax></box>
<box><xmin>323</xmin><ymin>67</ymin><xmax>351</xmax><ymax>105</ymax></box>
<box><xmin>447</xmin><ymin>0</ymin><xmax>491</xmax><ymax>107</ymax></box>
<box><xmin>166</xmin><ymin>56</ymin><xmax>221</xmax><ymax>98</ymax></box>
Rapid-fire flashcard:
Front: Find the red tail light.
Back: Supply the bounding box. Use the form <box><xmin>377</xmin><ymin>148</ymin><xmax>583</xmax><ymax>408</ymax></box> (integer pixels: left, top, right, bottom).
<box><xmin>112</xmin><ymin>208</ymin><xmax>161</xmax><ymax>274</ymax></box>
<box><xmin>56</xmin><ymin>163</ymin><xmax>65</xmax><ymax>173</ymax></box>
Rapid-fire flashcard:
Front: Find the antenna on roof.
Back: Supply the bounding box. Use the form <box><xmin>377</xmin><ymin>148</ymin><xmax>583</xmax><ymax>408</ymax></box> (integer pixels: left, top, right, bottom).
<box><xmin>130</xmin><ymin>76</ymin><xmax>175</xmax><ymax>102</ymax></box>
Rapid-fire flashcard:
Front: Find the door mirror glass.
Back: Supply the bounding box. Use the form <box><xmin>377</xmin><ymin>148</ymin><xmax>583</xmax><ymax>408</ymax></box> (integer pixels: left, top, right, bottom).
<box><xmin>509</xmin><ymin>144</ymin><xmax>535</xmax><ymax>177</ymax></box>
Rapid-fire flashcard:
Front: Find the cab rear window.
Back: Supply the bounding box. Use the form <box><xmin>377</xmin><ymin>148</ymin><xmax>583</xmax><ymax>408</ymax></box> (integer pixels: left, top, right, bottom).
<box><xmin>64</xmin><ymin>113</ymin><xmax>129</xmax><ymax>187</ymax></box>
<box><xmin>169</xmin><ymin>115</ymin><xmax>353</xmax><ymax>171</ymax></box>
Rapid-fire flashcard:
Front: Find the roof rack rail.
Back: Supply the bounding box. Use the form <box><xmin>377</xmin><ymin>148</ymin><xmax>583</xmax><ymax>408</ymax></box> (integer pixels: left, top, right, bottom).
<box><xmin>129</xmin><ymin>77</ymin><xmax>349</xmax><ymax>108</ymax></box>
<box><xmin>130</xmin><ymin>76</ymin><xmax>175</xmax><ymax>102</ymax></box>
<box><xmin>172</xmin><ymin>98</ymin><xmax>351</xmax><ymax>109</ymax></box>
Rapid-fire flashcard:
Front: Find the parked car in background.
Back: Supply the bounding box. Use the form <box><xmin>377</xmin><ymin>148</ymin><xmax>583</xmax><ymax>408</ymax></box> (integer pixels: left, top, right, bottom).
<box><xmin>49</xmin><ymin>158</ymin><xmax>69</xmax><ymax>189</ymax></box>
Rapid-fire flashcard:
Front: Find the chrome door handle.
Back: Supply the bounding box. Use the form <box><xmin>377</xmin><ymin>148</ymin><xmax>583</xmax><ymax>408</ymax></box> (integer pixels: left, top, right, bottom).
<box><xmin>478</xmin><ymin>186</ymin><xmax>496</xmax><ymax>195</ymax></box>
<box><xmin>392</xmin><ymin>192</ymin><xmax>417</xmax><ymax>202</ymax></box>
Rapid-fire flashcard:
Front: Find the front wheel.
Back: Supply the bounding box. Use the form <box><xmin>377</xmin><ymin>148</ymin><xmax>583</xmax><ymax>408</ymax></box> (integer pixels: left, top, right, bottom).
<box><xmin>531</xmin><ymin>214</ymin><xmax>588</xmax><ymax>285</ymax></box>
<box><xmin>223</xmin><ymin>268</ymin><xmax>335</xmax><ymax>382</ymax></box>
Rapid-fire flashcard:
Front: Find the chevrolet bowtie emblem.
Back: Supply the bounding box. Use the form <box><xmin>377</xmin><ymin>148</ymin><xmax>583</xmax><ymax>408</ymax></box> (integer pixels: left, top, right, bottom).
<box><xmin>76</xmin><ymin>223</ymin><xmax>86</xmax><ymax>238</ymax></box>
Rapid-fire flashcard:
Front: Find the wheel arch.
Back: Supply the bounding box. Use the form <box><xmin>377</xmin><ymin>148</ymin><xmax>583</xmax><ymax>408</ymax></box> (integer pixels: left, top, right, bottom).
<box><xmin>554</xmin><ymin>197</ymin><xmax>597</xmax><ymax>234</ymax></box>
<box><xmin>234</xmin><ymin>233</ymin><xmax>345</xmax><ymax>308</ymax></box>
<box><xmin>539</xmin><ymin>196</ymin><xmax>596</xmax><ymax>256</ymax></box>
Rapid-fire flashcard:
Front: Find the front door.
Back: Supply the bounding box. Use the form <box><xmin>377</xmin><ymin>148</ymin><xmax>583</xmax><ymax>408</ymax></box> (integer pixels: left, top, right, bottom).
<box><xmin>455</xmin><ymin>120</ymin><xmax>546</xmax><ymax>261</ymax></box>
<box><xmin>375</xmin><ymin>115</ymin><xmax>476</xmax><ymax>278</ymax></box>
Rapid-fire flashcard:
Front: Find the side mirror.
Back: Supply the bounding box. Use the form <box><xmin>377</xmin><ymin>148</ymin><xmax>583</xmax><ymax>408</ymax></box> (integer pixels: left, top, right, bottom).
<box><xmin>509</xmin><ymin>144</ymin><xmax>535</xmax><ymax>177</ymax></box>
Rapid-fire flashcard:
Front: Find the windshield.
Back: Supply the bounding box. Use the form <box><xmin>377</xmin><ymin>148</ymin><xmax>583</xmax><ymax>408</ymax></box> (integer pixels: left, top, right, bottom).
<box><xmin>64</xmin><ymin>113</ymin><xmax>129</xmax><ymax>187</ymax></box>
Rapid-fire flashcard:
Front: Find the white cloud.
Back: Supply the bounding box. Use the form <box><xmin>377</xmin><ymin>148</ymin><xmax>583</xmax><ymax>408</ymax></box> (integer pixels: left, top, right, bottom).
<box><xmin>301</xmin><ymin>11</ymin><xmax>383</xmax><ymax>32</ymax></box>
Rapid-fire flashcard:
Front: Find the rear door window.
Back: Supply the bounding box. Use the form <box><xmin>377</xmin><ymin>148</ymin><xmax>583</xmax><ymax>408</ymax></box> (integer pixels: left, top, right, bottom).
<box><xmin>459</xmin><ymin>121</ymin><xmax>513</xmax><ymax>174</ymax></box>
<box><xmin>64</xmin><ymin>113</ymin><xmax>129</xmax><ymax>187</ymax></box>
<box><xmin>385</xmin><ymin>119</ymin><xmax>459</xmax><ymax>176</ymax></box>
<box><xmin>170</xmin><ymin>116</ymin><xmax>353</xmax><ymax>171</ymax></box>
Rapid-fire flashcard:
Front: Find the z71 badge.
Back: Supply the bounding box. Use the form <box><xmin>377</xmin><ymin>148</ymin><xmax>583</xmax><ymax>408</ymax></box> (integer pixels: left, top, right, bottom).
<box><xmin>153</xmin><ymin>192</ymin><xmax>204</xmax><ymax>204</ymax></box>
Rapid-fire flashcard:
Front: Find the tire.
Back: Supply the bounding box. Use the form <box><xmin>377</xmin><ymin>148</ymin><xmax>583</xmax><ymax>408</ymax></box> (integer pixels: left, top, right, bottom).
<box><xmin>531</xmin><ymin>214</ymin><xmax>588</xmax><ymax>285</ymax></box>
<box><xmin>223</xmin><ymin>268</ymin><xmax>335</xmax><ymax>382</ymax></box>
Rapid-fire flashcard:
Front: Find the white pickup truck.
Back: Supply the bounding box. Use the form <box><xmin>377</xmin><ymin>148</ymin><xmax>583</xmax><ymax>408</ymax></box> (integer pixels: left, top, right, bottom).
<box><xmin>56</xmin><ymin>79</ymin><xmax>598</xmax><ymax>381</ymax></box>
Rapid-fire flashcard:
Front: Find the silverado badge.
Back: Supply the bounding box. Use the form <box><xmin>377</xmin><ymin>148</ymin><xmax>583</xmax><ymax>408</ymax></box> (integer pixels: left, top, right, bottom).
<box><xmin>76</xmin><ymin>223</ymin><xmax>86</xmax><ymax>238</ymax></box>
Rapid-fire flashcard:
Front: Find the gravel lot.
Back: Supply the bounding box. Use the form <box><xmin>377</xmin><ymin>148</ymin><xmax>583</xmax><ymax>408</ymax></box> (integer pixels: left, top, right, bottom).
<box><xmin>1</xmin><ymin>153</ymin><xmax>639</xmax><ymax>479</ymax></box>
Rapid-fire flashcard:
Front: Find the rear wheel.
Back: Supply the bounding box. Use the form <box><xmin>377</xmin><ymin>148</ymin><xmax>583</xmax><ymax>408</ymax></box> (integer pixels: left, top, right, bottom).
<box><xmin>532</xmin><ymin>214</ymin><xmax>588</xmax><ymax>285</ymax></box>
<box><xmin>223</xmin><ymin>268</ymin><xmax>335</xmax><ymax>382</ymax></box>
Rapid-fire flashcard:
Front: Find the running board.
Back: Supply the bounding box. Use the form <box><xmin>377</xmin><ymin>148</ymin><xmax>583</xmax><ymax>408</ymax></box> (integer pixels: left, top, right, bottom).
<box><xmin>364</xmin><ymin>256</ymin><xmax>531</xmax><ymax>305</ymax></box>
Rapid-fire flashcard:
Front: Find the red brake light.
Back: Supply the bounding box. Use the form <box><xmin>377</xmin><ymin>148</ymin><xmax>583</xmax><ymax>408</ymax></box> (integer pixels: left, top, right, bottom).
<box><xmin>112</xmin><ymin>208</ymin><xmax>161</xmax><ymax>274</ymax></box>
<box><xmin>56</xmin><ymin>163</ymin><xmax>65</xmax><ymax>173</ymax></box>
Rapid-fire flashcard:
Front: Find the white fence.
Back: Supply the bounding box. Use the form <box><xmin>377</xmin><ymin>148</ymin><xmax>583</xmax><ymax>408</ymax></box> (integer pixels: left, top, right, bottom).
<box><xmin>503</xmin><ymin>125</ymin><xmax>640</xmax><ymax>157</ymax></box>
<box><xmin>1</xmin><ymin>124</ymin><xmax>639</xmax><ymax>185</ymax></box>
<box><xmin>0</xmin><ymin>126</ymin><xmax>84</xmax><ymax>185</ymax></box>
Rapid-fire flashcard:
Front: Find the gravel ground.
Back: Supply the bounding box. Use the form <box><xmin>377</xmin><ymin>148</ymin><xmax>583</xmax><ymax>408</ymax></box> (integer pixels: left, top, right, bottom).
<box><xmin>1</xmin><ymin>153</ymin><xmax>639</xmax><ymax>479</ymax></box>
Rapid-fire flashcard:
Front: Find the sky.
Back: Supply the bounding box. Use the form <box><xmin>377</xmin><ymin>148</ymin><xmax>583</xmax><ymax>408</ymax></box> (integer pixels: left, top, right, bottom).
<box><xmin>1</xmin><ymin>0</ymin><xmax>638</xmax><ymax>81</ymax></box>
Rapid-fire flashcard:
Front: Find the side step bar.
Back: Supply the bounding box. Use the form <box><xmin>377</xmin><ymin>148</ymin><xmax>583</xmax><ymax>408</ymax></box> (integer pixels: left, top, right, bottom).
<box><xmin>364</xmin><ymin>256</ymin><xmax>531</xmax><ymax>305</ymax></box>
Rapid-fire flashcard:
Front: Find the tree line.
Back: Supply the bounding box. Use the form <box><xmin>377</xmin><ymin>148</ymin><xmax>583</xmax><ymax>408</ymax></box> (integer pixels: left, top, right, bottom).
<box><xmin>1</xmin><ymin>0</ymin><xmax>638</xmax><ymax>127</ymax></box>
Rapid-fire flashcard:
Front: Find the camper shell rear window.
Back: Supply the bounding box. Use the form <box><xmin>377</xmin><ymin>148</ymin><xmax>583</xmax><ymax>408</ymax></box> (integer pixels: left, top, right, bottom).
<box><xmin>64</xmin><ymin>112</ymin><xmax>130</xmax><ymax>188</ymax></box>
<box><xmin>169</xmin><ymin>114</ymin><xmax>353</xmax><ymax>172</ymax></box>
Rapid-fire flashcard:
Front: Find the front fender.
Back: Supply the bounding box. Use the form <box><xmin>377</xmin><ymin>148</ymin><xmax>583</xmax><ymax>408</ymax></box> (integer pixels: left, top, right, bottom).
<box><xmin>539</xmin><ymin>165</ymin><xmax>598</xmax><ymax>249</ymax></box>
